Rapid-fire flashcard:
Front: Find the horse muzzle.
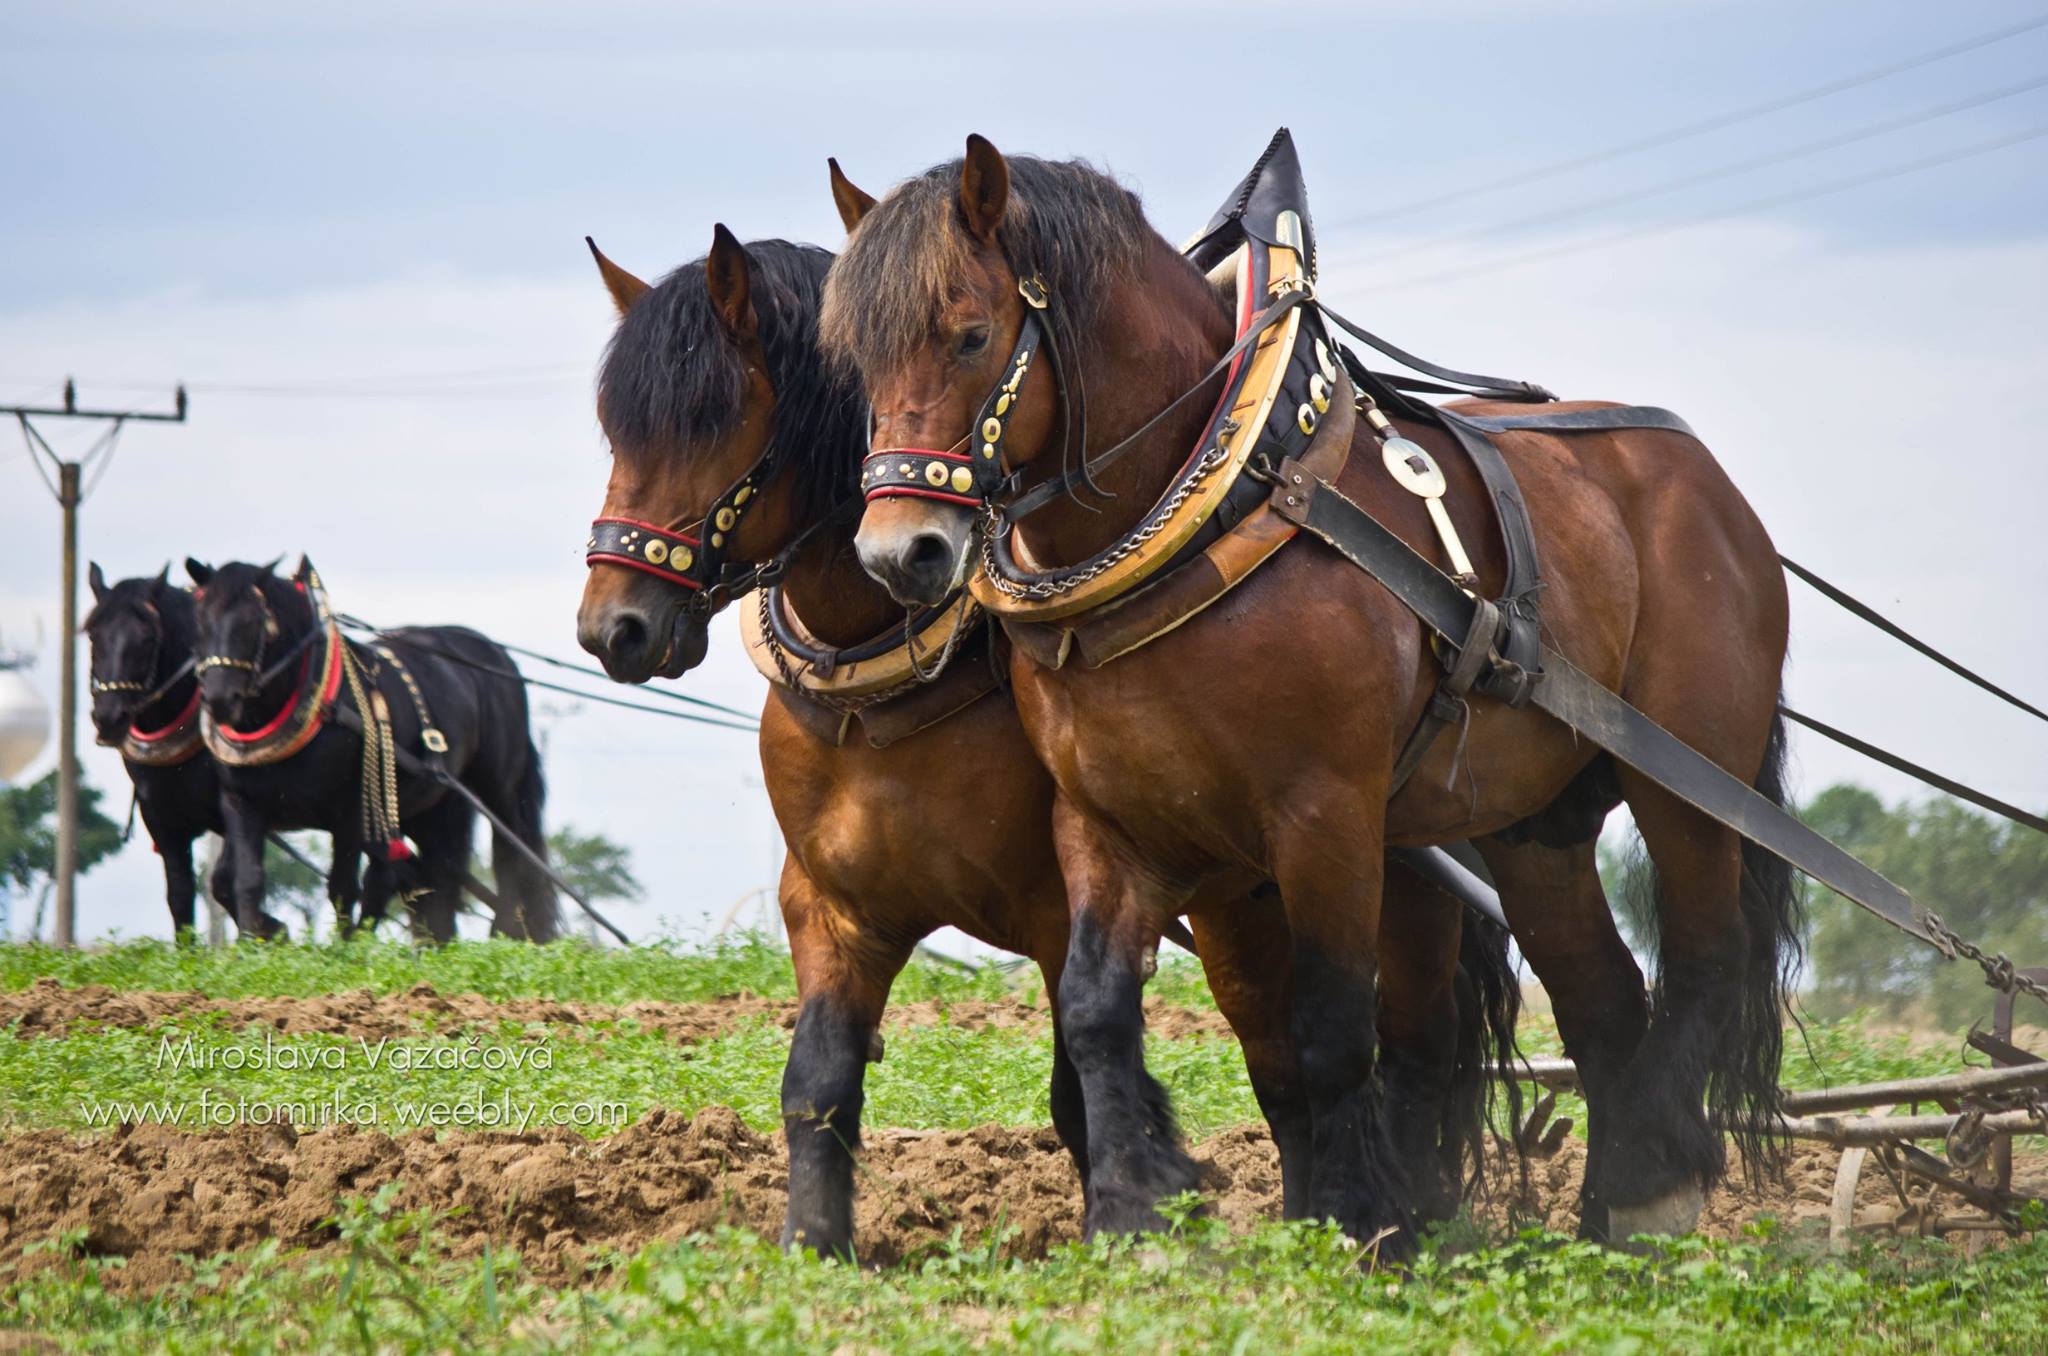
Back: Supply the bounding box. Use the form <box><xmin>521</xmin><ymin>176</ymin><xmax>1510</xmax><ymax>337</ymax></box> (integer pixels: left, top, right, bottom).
<box><xmin>855</xmin><ymin>510</ymin><xmax>971</xmax><ymax>609</ymax></box>
<box><xmin>579</xmin><ymin>596</ymin><xmax>708</xmax><ymax>684</ymax></box>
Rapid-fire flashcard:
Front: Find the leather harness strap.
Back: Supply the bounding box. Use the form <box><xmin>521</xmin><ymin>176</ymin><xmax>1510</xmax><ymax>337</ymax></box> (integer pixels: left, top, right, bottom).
<box><xmin>1266</xmin><ymin>445</ymin><xmax>1946</xmax><ymax>951</ymax></box>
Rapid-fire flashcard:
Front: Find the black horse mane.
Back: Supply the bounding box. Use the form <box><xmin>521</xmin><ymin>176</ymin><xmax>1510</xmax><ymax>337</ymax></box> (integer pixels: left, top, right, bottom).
<box><xmin>821</xmin><ymin>155</ymin><xmax>1158</xmax><ymax>379</ymax></box>
<box><xmin>599</xmin><ymin>238</ymin><xmax>867</xmax><ymax>522</ymax></box>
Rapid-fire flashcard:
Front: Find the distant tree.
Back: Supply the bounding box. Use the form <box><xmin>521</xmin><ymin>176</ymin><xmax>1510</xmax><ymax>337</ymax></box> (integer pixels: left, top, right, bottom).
<box><xmin>0</xmin><ymin>771</ymin><xmax>125</xmax><ymax>939</ymax></box>
<box><xmin>466</xmin><ymin>825</ymin><xmax>641</xmax><ymax>941</ymax></box>
<box><xmin>1800</xmin><ymin>783</ymin><xmax>2048</xmax><ymax>1028</ymax></box>
<box><xmin>262</xmin><ymin>833</ymin><xmax>331</xmax><ymax>939</ymax></box>
<box><xmin>548</xmin><ymin>827</ymin><xmax>644</xmax><ymax>908</ymax></box>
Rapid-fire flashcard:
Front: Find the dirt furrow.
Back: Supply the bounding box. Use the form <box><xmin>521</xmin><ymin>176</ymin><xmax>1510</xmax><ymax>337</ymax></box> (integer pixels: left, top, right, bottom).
<box><xmin>6</xmin><ymin>1111</ymin><xmax>2020</xmax><ymax>1294</ymax></box>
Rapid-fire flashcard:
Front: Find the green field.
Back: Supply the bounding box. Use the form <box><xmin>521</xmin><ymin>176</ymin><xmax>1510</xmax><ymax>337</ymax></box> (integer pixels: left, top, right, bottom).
<box><xmin>3</xmin><ymin>938</ymin><xmax>2043</xmax><ymax>1354</ymax></box>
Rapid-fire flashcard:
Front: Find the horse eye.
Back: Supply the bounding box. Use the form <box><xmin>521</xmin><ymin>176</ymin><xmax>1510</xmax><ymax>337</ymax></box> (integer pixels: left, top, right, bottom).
<box><xmin>957</xmin><ymin>326</ymin><xmax>991</xmax><ymax>358</ymax></box>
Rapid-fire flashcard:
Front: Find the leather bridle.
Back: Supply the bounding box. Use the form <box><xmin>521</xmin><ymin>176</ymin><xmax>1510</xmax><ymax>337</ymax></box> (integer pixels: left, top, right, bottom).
<box><xmin>195</xmin><ymin>583</ymin><xmax>320</xmax><ymax>705</ymax></box>
<box><xmin>859</xmin><ymin>276</ymin><xmax>1051</xmax><ymax>513</ymax></box>
<box><xmin>860</xmin><ymin>268</ymin><xmax>1314</xmax><ymax>528</ymax></box>
<box><xmin>584</xmin><ymin>432</ymin><xmax>783</xmax><ymax>618</ymax></box>
<box><xmin>88</xmin><ymin>598</ymin><xmax>195</xmax><ymax>728</ymax></box>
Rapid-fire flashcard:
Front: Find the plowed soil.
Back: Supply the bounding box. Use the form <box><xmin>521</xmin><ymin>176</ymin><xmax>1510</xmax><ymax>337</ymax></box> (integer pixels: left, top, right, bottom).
<box><xmin>8</xmin><ymin>1109</ymin><xmax>2037</xmax><ymax>1294</ymax></box>
<box><xmin>6</xmin><ymin>980</ymin><xmax>2040</xmax><ymax>1295</ymax></box>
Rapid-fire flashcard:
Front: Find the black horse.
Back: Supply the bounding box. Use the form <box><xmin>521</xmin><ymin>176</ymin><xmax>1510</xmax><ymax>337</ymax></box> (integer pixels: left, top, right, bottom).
<box><xmin>84</xmin><ymin>563</ymin><xmax>291</xmax><ymax>939</ymax></box>
<box><xmin>187</xmin><ymin>556</ymin><xmax>559</xmax><ymax>943</ymax></box>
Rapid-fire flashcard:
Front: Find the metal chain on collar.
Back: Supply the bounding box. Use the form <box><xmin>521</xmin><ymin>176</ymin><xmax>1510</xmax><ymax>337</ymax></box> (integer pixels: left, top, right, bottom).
<box><xmin>1923</xmin><ymin>910</ymin><xmax>2048</xmax><ymax>1008</ymax></box>
<box><xmin>979</xmin><ymin>442</ymin><xmax>1230</xmax><ymax>601</ymax></box>
<box><xmin>757</xmin><ymin>586</ymin><xmax>929</xmax><ymax>717</ymax></box>
<box><xmin>904</xmin><ymin>597</ymin><xmax>976</xmax><ymax>684</ymax></box>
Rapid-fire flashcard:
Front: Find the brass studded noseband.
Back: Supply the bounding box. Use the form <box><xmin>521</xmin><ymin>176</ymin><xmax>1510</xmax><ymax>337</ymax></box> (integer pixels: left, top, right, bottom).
<box><xmin>585</xmin><ymin>430</ymin><xmax>779</xmax><ymax>617</ymax></box>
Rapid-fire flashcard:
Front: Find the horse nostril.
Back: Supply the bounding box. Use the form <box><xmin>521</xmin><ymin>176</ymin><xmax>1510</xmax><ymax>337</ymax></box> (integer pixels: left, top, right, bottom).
<box><xmin>608</xmin><ymin>613</ymin><xmax>650</xmax><ymax>658</ymax></box>
<box><xmin>905</xmin><ymin>533</ymin><xmax>954</xmax><ymax>582</ymax></box>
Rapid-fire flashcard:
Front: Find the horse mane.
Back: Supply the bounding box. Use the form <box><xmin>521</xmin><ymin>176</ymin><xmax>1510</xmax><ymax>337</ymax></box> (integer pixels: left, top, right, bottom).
<box><xmin>599</xmin><ymin>238</ymin><xmax>866</xmax><ymax>522</ymax></box>
<box><xmin>821</xmin><ymin>155</ymin><xmax>1169</xmax><ymax>378</ymax></box>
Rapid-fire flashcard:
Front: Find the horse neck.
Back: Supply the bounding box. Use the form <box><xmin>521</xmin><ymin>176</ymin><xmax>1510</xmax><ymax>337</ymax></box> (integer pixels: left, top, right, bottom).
<box><xmin>777</xmin><ymin>499</ymin><xmax>904</xmax><ymax>647</ymax></box>
<box><xmin>1011</xmin><ymin>237</ymin><xmax>1236</xmax><ymax>568</ymax></box>
<box><xmin>240</xmin><ymin>582</ymin><xmax>319</xmax><ymax>727</ymax></box>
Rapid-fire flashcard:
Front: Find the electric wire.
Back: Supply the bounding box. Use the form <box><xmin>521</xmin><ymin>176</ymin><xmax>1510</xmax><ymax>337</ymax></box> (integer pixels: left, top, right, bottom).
<box><xmin>1370</xmin><ymin>121</ymin><xmax>2048</xmax><ymax>293</ymax></box>
<box><xmin>1372</xmin><ymin>71</ymin><xmax>2048</xmax><ymax>264</ymax></box>
<box><xmin>1331</xmin><ymin>11</ymin><xmax>2048</xmax><ymax>227</ymax></box>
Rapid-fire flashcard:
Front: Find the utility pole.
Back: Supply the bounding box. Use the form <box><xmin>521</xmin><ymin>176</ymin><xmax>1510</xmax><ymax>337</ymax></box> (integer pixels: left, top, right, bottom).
<box><xmin>8</xmin><ymin>379</ymin><xmax>188</xmax><ymax>946</ymax></box>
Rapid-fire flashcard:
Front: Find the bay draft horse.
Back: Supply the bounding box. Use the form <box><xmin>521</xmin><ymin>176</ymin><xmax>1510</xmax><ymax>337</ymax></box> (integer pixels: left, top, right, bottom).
<box><xmin>572</xmin><ymin>218</ymin><xmax>1518</xmax><ymax>1257</ymax></box>
<box><xmin>829</xmin><ymin>139</ymin><xmax>1799</xmax><ymax>1245</ymax></box>
<box><xmin>85</xmin><ymin>564</ymin><xmax>285</xmax><ymax>938</ymax></box>
<box><xmin>188</xmin><ymin>558</ymin><xmax>559</xmax><ymax>943</ymax></box>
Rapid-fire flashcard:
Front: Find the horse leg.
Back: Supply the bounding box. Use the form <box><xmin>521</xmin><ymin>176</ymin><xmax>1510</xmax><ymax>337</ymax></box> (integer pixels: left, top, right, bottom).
<box><xmin>403</xmin><ymin>796</ymin><xmax>474</xmax><ymax>946</ymax></box>
<box><xmin>218</xmin><ymin>797</ymin><xmax>282</xmax><ymax>940</ymax></box>
<box><xmin>1269</xmin><ymin>801</ymin><xmax>1410</xmax><ymax>1248</ymax></box>
<box><xmin>778</xmin><ymin>863</ymin><xmax>916</xmax><ymax>1259</ymax></box>
<box><xmin>481</xmin><ymin>740</ymin><xmax>560</xmax><ymax>943</ymax></box>
<box><xmin>327</xmin><ymin>826</ymin><xmax>364</xmax><ymax>938</ymax></box>
<box><xmin>1603</xmin><ymin>764</ymin><xmax>1792</xmax><ymax>1241</ymax></box>
<box><xmin>1375</xmin><ymin>858</ymin><xmax>1471</xmax><ymax>1226</ymax></box>
<box><xmin>1017</xmin><ymin>907</ymin><xmax>1092</xmax><ymax>1199</ymax></box>
<box><xmin>1191</xmin><ymin>886</ymin><xmax>1313</xmax><ymax>1218</ymax></box>
<box><xmin>1475</xmin><ymin>834</ymin><xmax>1645</xmax><ymax>1241</ymax></box>
<box><xmin>160</xmin><ymin>835</ymin><xmax>199</xmax><ymax>939</ymax></box>
<box><xmin>1053</xmin><ymin>797</ymin><xmax>1199</xmax><ymax>1236</ymax></box>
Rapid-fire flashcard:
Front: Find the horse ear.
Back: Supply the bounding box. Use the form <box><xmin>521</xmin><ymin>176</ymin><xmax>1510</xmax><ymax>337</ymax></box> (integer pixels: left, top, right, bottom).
<box><xmin>292</xmin><ymin>554</ymin><xmax>314</xmax><ymax>584</ymax></box>
<box><xmin>258</xmin><ymin>555</ymin><xmax>283</xmax><ymax>577</ymax></box>
<box><xmin>185</xmin><ymin>558</ymin><xmax>214</xmax><ymax>586</ymax></box>
<box><xmin>705</xmin><ymin>224</ymin><xmax>758</xmax><ymax>342</ymax></box>
<box><xmin>88</xmin><ymin>562</ymin><xmax>109</xmax><ymax>602</ymax></box>
<box><xmin>586</xmin><ymin>237</ymin><xmax>651</xmax><ymax>317</ymax></box>
<box><xmin>152</xmin><ymin>563</ymin><xmax>171</xmax><ymax>591</ymax></box>
<box><xmin>827</xmin><ymin>157</ymin><xmax>876</xmax><ymax>234</ymax></box>
<box><xmin>958</xmin><ymin>134</ymin><xmax>1010</xmax><ymax>245</ymax></box>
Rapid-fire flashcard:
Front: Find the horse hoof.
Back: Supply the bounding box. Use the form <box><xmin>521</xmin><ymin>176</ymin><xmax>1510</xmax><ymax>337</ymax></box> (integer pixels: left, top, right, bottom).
<box><xmin>1084</xmin><ymin>1184</ymin><xmax>1170</xmax><ymax>1237</ymax></box>
<box><xmin>1607</xmin><ymin>1184</ymin><xmax>1704</xmax><ymax>1243</ymax></box>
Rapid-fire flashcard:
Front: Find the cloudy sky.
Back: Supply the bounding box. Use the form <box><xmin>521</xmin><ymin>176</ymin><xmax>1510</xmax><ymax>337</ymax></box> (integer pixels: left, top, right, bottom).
<box><xmin>3</xmin><ymin>0</ymin><xmax>2045</xmax><ymax>947</ymax></box>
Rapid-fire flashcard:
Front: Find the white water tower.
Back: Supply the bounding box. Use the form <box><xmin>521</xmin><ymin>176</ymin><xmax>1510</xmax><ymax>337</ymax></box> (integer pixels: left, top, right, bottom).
<box><xmin>0</xmin><ymin>650</ymin><xmax>52</xmax><ymax>784</ymax></box>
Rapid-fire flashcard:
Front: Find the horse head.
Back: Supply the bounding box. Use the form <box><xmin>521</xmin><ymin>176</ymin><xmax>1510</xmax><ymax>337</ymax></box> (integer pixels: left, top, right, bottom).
<box><xmin>576</xmin><ymin>224</ymin><xmax>864</xmax><ymax>682</ymax></box>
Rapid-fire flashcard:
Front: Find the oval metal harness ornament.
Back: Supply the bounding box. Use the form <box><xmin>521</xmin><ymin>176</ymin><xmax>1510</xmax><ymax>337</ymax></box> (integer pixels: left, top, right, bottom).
<box><xmin>1380</xmin><ymin>436</ymin><xmax>1447</xmax><ymax>497</ymax></box>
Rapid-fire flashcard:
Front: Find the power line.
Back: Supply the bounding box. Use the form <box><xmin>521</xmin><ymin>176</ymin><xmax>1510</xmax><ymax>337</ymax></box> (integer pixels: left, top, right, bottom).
<box><xmin>490</xmin><ymin>639</ymin><xmax>761</xmax><ymax>722</ymax></box>
<box><xmin>1331</xmin><ymin>11</ymin><xmax>2048</xmax><ymax>229</ymax></box>
<box><xmin>1373</xmin><ymin>71</ymin><xmax>2048</xmax><ymax>264</ymax></box>
<box><xmin>332</xmin><ymin>621</ymin><xmax>761</xmax><ymax>734</ymax></box>
<box><xmin>0</xmin><ymin>364</ymin><xmax>585</xmax><ymax>403</ymax></box>
<box><xmin>1369</xmin><ymin>120</ymin><xmax>2048</xmax><ymax>295</ymax></box>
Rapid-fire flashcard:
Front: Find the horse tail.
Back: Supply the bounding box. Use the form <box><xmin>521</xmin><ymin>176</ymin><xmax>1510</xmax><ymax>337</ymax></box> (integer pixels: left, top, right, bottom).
<box><xmin>1714</xmin><ymin>706</ymin><xmax>1803</xmax><ymax>1179</ymax></box>
<box><xmin>491</xmin><ymin>737</ymin><xmax>560</xmax><ymax>942</ymax></box>
<box><xmin>1445</xmin><ymin>905</ymin><xmax>1525</xmax><ymax>1195</ymax></box>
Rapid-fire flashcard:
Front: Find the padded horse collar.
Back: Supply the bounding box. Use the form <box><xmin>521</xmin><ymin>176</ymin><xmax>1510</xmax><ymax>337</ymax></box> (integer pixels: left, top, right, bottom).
<box><xmin>741</xmin><ymin>582</ymin><xmax>983</xmax><ymax>707</ymax></box>
<box><xmin>119</xmin><ymin>688</ymin><xmax>204</xmax><ymax>767</ymax></box>
<box><xmin>200</xmin><ymin>614</ymin><xmax>346</xmax><ymax>767</ymax></box>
